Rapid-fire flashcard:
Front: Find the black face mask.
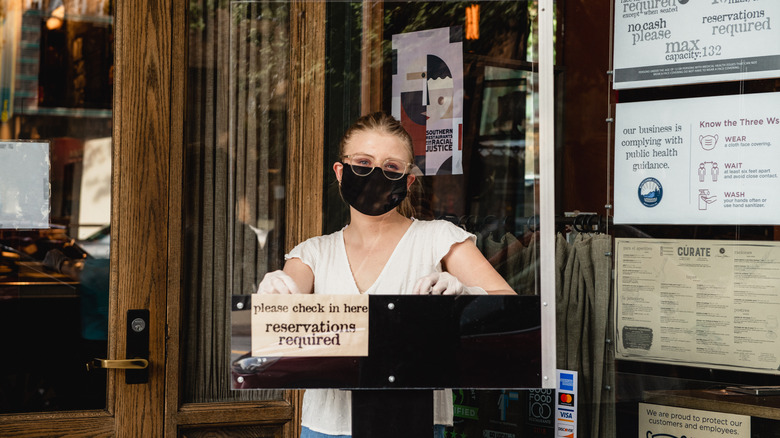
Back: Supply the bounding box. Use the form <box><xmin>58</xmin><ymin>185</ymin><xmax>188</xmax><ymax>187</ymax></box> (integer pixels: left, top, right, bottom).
<box><xmin>339</xmin><ymin>163</ymin><xmax>409</xmax><ymax>216</ymax></box>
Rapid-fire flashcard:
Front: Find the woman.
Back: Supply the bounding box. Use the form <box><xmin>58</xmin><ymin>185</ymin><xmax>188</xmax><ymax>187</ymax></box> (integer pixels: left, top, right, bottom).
<box><xmin>258</xmin><ymin>112</ymin><xmax>515</xmax><ymax>438</ymax></box>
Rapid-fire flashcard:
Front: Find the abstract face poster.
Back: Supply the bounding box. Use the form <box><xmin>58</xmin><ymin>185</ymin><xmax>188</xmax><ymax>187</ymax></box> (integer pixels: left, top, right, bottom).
<box><xmin>392</xmin><ymin>27</ymin><xmax>464</xmax><ymax>175</ymax></box>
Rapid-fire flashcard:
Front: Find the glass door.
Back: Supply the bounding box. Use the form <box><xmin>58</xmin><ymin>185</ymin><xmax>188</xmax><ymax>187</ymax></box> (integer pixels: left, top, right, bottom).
<box><xmin>2</xmin><ymin>0</ymin><xmax>308</xmax><ymax>435</ymax></box>
<box><xmin>0</xmin><ymin>0</ymin><xmax>113</xmax><ymax>415</ymax></box>
<box><xmin>1</xmin><ymin>0</ymin><xmax>176</xmax><ymax>435</ymax></box>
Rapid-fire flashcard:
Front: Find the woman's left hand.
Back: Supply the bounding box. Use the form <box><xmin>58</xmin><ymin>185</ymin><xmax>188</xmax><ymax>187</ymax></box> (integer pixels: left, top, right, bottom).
<box><xmin>412</xmin><ymin>272</ymin><xmax>487</xmax><ymax>295</ymax></box>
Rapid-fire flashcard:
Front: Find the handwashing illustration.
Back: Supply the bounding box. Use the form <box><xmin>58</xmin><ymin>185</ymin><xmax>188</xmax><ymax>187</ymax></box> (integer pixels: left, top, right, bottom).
<box><xmin>698</xmin><ymin>189</ymin><xmax>717</xmax><ymax>210</ymax></box>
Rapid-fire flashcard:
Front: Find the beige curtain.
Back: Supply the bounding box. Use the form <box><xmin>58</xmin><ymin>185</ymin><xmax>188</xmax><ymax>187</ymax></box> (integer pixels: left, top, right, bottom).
<box><xmin>183</xmin><ymin>0</ymin><xmax>288</xmax><ymax>403</ymax></box>
<box><xmin>480</xmin><ymin>230</ymin><xmax>539</xmax><ymax>295</ymax></box>
<box><xmin>556</xmin><ymin>232</ymin><xmax>615</xmax><ymax>438</ymax></box>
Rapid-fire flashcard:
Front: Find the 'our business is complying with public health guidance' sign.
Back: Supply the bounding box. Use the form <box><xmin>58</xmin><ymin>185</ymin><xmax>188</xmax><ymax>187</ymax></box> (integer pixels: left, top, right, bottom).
<box><xmin>613</xmin><ymin>0</ymin><xmax>780</xmax><ymax>89</ymax></box>
<box><xmin>614</xmin><ymin>92</ymin><xmax>780</xmax><ymax>225</ymax></box>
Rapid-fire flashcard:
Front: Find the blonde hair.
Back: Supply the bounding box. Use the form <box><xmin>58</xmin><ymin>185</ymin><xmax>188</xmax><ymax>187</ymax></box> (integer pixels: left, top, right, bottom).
<box><xmin>339</xmin><ymin>112</ymin><xmax>419</xmax><ymax>218</ymax></box>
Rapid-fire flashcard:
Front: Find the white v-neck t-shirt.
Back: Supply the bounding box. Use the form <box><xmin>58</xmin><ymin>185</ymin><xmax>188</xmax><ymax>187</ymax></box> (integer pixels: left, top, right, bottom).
<box><xmin>286</xmin><ymin>219</ymin><xmax>474</xmax><ymax>435</ymax></box>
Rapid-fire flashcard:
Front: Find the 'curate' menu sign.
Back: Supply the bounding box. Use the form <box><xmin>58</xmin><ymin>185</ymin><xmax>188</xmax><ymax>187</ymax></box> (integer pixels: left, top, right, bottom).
<box><xmin>614</xmin><ymin>92</ymin><xmax>780</xmax><ymax>225</ymax></box>
<box><xmin>613</xmin><ymin>0</ymin><xmax>780</xmax><ymax>89</ymax></box>
<box><xmin>615</xmin><ymin>238</ymin><xmax>780</xmax><ymax>374</ymax></box>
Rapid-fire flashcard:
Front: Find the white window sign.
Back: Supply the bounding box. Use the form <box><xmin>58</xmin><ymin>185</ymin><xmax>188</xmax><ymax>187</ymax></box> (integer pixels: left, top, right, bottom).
<box><xmin>613</xmin><ymin>0</ymin><xmax>780</xmax><ymax>89</ymax></box>
<box><xmin>0</xmin><ymin>141</ymin><xmax>50</xmax><ymax>229</ymax></box>
<box><xmin>614</xmin><ymin>92</ymin><xmax>780</xmax><ymax>225</ymax></box>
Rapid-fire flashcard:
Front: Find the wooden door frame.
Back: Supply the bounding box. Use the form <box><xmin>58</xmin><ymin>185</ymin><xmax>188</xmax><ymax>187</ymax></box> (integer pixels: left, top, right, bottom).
<box><xmin>111</xmin><ymin>0</ymin><xmax>172</xmax><ymax>434</ymax></box>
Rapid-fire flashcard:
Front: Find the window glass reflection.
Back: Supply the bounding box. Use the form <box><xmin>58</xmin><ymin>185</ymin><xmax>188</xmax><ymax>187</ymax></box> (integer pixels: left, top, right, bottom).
<box><xmin>0</xmin><ymin>0</ymin><xmax>113</xmax><ymax>413</ymax></box>
<box><xmin>325</xmin><ymin>1</ymin><xmax>542</xmax><ymax>296</ymax></box>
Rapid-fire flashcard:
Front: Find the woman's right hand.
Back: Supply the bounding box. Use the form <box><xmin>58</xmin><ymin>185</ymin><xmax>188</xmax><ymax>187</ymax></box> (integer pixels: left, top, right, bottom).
<box><xmin>256</xmin><ymin>270</ymin><xmax>302</xmax><ymax>294</ymax></box>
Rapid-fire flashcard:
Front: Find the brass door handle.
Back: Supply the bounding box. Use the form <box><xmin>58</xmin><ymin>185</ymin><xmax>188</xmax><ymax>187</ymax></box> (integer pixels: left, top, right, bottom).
<box><xmin>90</xmin><ymin>309</ymin><xmax>150</xmax><ymax>384</ymax></box>
<box><xmin>87</xmin><ymin>358</ymin><xmax>149</xmax><ymax>371</ymax></box>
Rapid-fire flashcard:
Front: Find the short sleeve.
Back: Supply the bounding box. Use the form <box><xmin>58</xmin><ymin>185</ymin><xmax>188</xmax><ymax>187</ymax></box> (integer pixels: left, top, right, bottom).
<box><xmin>416</xmin><ymin>219</ymin><xmax>476</xmax><ymax>264</ymax></box>
<box><xmin>285</xmin><ymin>240</ymin><xmax>308</xmax><ymax>266</ymax></box>
<box><xmin>285</xmin><ymin>233</ymin><xmax>330</xmax><ymax>271</ymax></box>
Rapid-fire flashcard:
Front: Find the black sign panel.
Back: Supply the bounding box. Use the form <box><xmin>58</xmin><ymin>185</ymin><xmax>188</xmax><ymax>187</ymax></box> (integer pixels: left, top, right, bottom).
<box><xmin>231</xmin><ymin>295</ymin><xmax>541</xmax><ymax>389</ymax></box>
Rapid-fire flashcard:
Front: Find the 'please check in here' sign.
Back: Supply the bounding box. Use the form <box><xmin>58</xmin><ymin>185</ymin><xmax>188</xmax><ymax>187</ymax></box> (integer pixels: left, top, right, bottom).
<box><xmin>251</xmin><ymin>294</ymin><xmax>369</xmax><ymax>357</ymax></box>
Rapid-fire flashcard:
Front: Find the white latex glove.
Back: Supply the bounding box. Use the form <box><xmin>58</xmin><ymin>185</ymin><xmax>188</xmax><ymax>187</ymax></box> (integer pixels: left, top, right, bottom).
<box><xmin>412</xmin><ymin>272</ymin><xmax>487</xmax><ymax>295</ymax></box>
<box><xmin>256</xmin><ymin>270</ymin><xmax>302</xmax><ymax>294</ymax></box>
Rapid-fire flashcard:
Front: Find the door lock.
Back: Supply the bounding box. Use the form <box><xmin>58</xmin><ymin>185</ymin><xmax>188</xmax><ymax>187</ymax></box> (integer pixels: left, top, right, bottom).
<box><xmin>86</xmin><ymin>309</ymin><xmax>150</xmax><ymax>384</ymax></box>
